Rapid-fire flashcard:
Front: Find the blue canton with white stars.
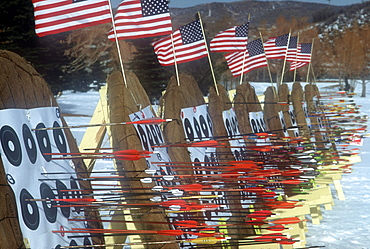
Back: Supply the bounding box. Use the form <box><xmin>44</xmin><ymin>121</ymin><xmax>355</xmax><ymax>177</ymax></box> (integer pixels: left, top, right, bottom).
<box><xmin>180</xmin><ymin>21</ymin><xmax>203</xmax><ymax>45</ymax></box>
<box><xmin>275</xmin><ymin>34</ymin><xmax>289</xmax><ymax>46</ymax></box>
<box><xmin>141</xmin><ymin>0</ymin><xmax>169</xmax><ymax>17</ymax></box>
<box><xmin>288</xmin><ymin>37</ymin><xmax>298</xmax><ymax>48</ymax></box>
<box><xmin>300</xmin><ymin>43</ymin><xmax>312</xmax><ymax>53</ymax></box>
<box><xmin>235</xmin><ymin>22</ymin><xmax>249</xmax><ymax>37</ymax></box>
<box><xmin>72</xmin><ymin>0</ymin><xmax>87</xmax><ymax>2</ymax></box>
<box><xmin>248</xmin><ymin>39</ymin><xmax>264</xmax><ymax>57</ymax></box>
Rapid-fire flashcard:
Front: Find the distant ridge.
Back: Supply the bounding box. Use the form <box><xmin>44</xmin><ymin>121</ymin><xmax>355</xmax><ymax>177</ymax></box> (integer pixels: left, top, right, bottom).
<box><xmin>170</xmin><ymin>1</ymin><xmax>343</xmax><ymax>33</ymax></box>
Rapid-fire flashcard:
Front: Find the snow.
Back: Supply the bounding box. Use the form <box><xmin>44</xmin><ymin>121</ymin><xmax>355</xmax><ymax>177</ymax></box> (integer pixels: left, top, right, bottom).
<box><xmin>56</xmin><ymin>82</ymin><xmax>370</xmax><ymax>248</ymax></box>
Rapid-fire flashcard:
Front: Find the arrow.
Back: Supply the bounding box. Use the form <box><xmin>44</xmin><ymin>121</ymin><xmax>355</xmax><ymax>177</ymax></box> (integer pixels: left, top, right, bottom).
<box><xmin>32</xmin><ymin>117</ymin><xmax>173</xmax><ymax>131</ymax></box>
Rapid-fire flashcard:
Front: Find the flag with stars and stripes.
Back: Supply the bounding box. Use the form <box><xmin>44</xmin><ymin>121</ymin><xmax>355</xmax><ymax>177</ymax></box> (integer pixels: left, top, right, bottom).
<box><xmin>263</xmin><ymin>33</ymin><xmax>289</xmax><ymax>60</ymax></box>
<box><xmin>224</xmin><ymin>38</ymin><xmax>268</xmax><ymax>77</ymax></box>
<box><xmin>151</xmin><ymin>20</ymin><xmax>207</xmax><ymax>66</ymax></box>
<box><xmin>32</xmin><ymin>0</ymin><xmax>112</xmax><ymax>37</ymax></box>
<box><xmin>290</xmin><ymin>43</ymin><xmax>312</xmax><ymax>71</ymax></box>
<box><xmin>108</xmin><ymin>0</ymin><xmax>172</xmax><ymax>40</ymax></box>
<box><xmin>286</xmin><ymin>36</ymin><xmax>298</xmax><ymax>62</ymax></box>
<box><xmin>209</xmin><ymin>22</ymin><xmax>249</xmax><ymax>52</ymax></box>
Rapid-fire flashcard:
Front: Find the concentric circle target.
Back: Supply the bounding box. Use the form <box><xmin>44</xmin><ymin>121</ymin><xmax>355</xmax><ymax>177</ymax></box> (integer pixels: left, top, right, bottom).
<box><xmin>53</xmin><ymin>121</ymin><xmax>67</xmax><ymax>153</ymax></box>
<box><xmin>0</xmin><ymin>125</ymin><xmax>22</xmax><ymax>166</ymax></box>
<box><xmin>40</xmin><ymin>183</ymin><xmax>57</xmax><ymax>223</ymax></box>
<box><xmin>22</xmin><ymin>124</ymin><xmax>37</xmax><ymax>164</ymax></box>
<box><xmin>56</xmin><ymin>180</ymin><xmax>70</xmax><ymax>218</ymax></box>
<box><xmin>35</xmin><ymin>123</ymin><xmax>52</xmax><ymax>162</ymax></box>
<box><xmin>20</xmin><ymin>188</ymin><xmax>40</xmax><ymax>230</ymax></box>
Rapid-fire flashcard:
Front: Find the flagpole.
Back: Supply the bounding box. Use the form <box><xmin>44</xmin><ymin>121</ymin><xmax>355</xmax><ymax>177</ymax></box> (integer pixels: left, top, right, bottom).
<box><xmin>259</xmin><ymin>32</ymin><xmax>274</xmax><ymax>87</ymax></box>
<box><xmin>239</xmin><ymin>50</ymin><xmax>248</xmax><ymax>85</ymax></box>
<box><xmin>170</xmin><ymin>34</ymin><xmax>181</xmax><ymax>86</ymax></box>
<box><xmin>107</xmin><ymin>0</ymin><xmax>127</xmax><ymax>87</ymax></box>
<box><xmin>293</xmin><ymin>33</ymin><xmax>300</xmax><ymax>82</ymax></box>
<box><xmin>238</xmin><ymin>13</ymin><xmax>251</xmax><ymax>86</ymax></box>
<box><xmin>280</xmin><ymin>30</ymin><xmax>291</xmax><ymax>87</ymax></box>
<box><xmin>306</xmin><ymin>38</ymin><xmax>314</xmax><ymax>83</ymax></box>
<box><xmin>198</xmin><ymin>12</ymin><xmax>220</xmax><ymax>96</ymax></box>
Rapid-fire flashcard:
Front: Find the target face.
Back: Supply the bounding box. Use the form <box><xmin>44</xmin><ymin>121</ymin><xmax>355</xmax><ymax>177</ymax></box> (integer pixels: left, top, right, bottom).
<box><xmin>222</xmin><ymin>108</ymin><xmax>246</xmax><ymax>160</ymax></box>
<box><xmin>249</xmin><ymin>111</ymin><xmax>267</xmax><ymax>134</ymax></box>
<box><xmin>0</xmin><ymin>107</ymin><xmax>91</xmax><ymax>248</ymax></box>
<box><xmin>278</xmin><ymin>111</ymin><xmax>289</xmax><ymax>137</ymax></box>
<box><xmin>180</xmin><ymin>104</ymin><xmax>217</xmax><ymax>166</ymax></box>
<box><xmin>129</xmin><ymin>105</ymin><xmax>172</xmax><ymax>174</ymax></box>
<box><xmin>288</xmin><ymin>105</ymin><xmax>300</xmax><ymax>137</ymax></box>
<box><xmin>180</xmin><ymin>104</ymin><xmax>213</xmax><ymax>142</ymax></box>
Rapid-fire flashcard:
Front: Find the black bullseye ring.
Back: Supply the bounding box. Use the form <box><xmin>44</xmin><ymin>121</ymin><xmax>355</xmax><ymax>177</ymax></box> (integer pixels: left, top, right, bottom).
<box><xmin>22</xmin><ymin>124</ymin><xmax>37</xmax><ymax>164</ymax></box>
<box><xmin>56</xmin><ymin>180</ymin><xmax>70</xmax><ymax>218</ymax></box>
<box><xmin>39</xmin><ymin>183</ymin><xmax>57</xmax><ymax>223</ymax></box>
<box><xmin>53</xmin><ymin>121</ymin><xmax>67</xmax><ymax>153</ymax></box>
<box><xmin>20</xmin><ymin>188</ymin><xmax>40</xmax><ymax>230</ymax></box>
<box><xmin>184</xmin><ymin>118</ymin><xmax>194</xmax><ymax>141</ymax></box>
<box><xmin>35</xmin><ymin>123</ymin><xmax>51</xmax><ymax>162</ymax></box>
<box><xmin>84</xmin><ymin>237</ymin><xmax>92</xmax><ymax>249</ymax></box>
<box><xmin>0</xmin><ymin>125</ymin><xmax>22</xmax><ymax>166</ymax></box>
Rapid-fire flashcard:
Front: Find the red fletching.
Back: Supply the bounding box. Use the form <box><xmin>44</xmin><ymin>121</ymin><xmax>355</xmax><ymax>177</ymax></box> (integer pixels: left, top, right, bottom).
<box><xmin>190</xmin><ymin>140</ymin><xmax>220</xmax><ymax>147</ymax></box>
<box><xmin>157</xmin><ymin>230</ymin><xmax>184</xmax><ymax>236</ymax></box>
<box><xmin>243</xmin><ymin>187</ymin><xmax>266</xmax><ymax>193</ymax></box>
<box><xmin>272</xmin><ymin>217</ymin><xmax>301</xmax><ymax>224</ymax></box>
<box><xmin>175</xmin><ymin>184</ymin><xmax>204</xmax><ymax>192</ymax></box>
<box><xmin>55</xmin><ymin>198</ymin><xmax>96</xmax><ymax>203</ymax></box>
<box><xmin>173</xmin><ymin>220</ymin><xmax>199</xmax><ymax>227</ymax></box>
<box><xmin>266</xmin><ymin>225</ymin><xmax>286</xmax><ymax>231</ymax></box>
<box><xmin>112</xmin><ymin>149</ymin><xmax>152</xmax><ymax>156</ymax></box>
<box><xmin>279</xmin><ymin>179</ymin><xmax>303</xmax><ymax>185</ymax></box>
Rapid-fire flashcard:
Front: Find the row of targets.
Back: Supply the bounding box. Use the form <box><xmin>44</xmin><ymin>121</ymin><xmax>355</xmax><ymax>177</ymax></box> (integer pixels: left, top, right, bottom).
<box><xmin>0</xmin><ymin>107</ymin><xmax>92</xmax><ymax>249</ymax></box>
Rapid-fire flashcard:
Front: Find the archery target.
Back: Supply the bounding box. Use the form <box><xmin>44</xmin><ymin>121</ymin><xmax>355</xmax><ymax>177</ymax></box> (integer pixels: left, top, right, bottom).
<box><xmin>289</xmin><ymin>105</ymin><xmax>300</xmax><ymax>137</ymax></box>
<box><xmin>180</xmin><ymin>105</ymin><xmax>217</xmax><ymax>174</ymax></box>
<box><xmin>249</xmin><ymin>111</ymin><xmax>267</xmax><ymax>133</ymax></box>
<box><xmin>39</xmin><ymin>183</ymin><xmax>57</xmax><ymax>224</ymax></box>
<box><xmin>0</xmin><ymin>107</ymin><xmax>91</xmax><ymax>249</ymax></box>
<box><xmin>222</xmin><ymin>108</ymin><xmax>246</xmax><ymax>160</ymax></box>
<box><xmin>53</xmin><ymin>121</ymin><xmax>67</xmax><ymax>153</ymax></box>
<box><xmin>278</xmin><ymin>111</ymin><xmax>289</xmax><ymax>137</ymax></box>
<box><xmin>20</xmin><ymin>188</ymin><xmax>40</xmax><ymax>230</ymax></box>
<box><xmin>0</xmin><ymin>125</ymin><xmax>22</xmax><ymax>166</ymax></box>
<box><xmin>22</xmin><ymin>124</ymin><xmax>37</xmax><ymax>164</ymax></box>
<box><xmin>35</xmin><ymin>123</ymin><xmax>52</xmax><ymax>162</ymax></box>
<box><xmin>180</xmin><ymin>104</ymin><xmax>213</xmax><ymax>142</ymax></box>
<box><xmin>129</xmin><ymin>105</ymin><xmax>172</xmax><ymax>174</ymax></box>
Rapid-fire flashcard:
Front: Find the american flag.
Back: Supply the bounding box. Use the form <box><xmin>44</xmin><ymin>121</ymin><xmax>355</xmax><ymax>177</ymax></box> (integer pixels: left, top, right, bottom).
<box><xmin>108</xmin><ymin>0</ymin><xmax>172</xmax><ymax>40</ymax></box>
<box><xmin>286</xmin><ymin>36</ymin><xmax>298</xmax><ymax>62</ymax></box>
<box><xmin>290</xmin><ymin>43</ymin><xmax>312</xmax><ymax>71</ymax></box>
<box><xmin>32</xmin><ymin>0</ymin><xmax>112</xmax><ymax>37</ymax></box>
<box><xmin>209</xmin><ymin>22</ymin><xmax>249</xmax><ymax>53</ymax></box>
<box><xmin>151</xmin><ymin>20</ymin><xmax>207</xmax><ymax>66</ymax></box>
<box><xmin>263</xmin><ymin>33</ymin><xmax>289</xmax><ymax>60</ymax></box>
<box><xmin>225</xmin><ymin>38</ymin><xmax>268</xmax><ymax>77</ymax></box>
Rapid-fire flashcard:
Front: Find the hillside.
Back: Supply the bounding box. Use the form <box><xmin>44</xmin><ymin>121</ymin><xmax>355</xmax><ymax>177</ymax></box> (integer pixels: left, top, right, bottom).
<box><xmin>170</xmin><ymin>1</ymin><xmax>344</xmax><ymax>36</ymax></box>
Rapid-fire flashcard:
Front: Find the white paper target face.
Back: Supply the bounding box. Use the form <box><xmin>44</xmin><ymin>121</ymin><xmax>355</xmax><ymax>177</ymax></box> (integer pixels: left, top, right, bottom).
<box><xmin>180</xmin><ymin>104</ymin><xmax>216</xmax><ymax>168</ymax></box>
<box><xmin>278</xmin><ymin>111</ymin><xmax>289</xmax><ymax>137</ymax></box>
<box><xmin>129</xmin><ymin>105</ymin><xmax>172</xmax><ymax>174</ymax></box>
<box><xmin>249</xmin><ymin>111</ymin><xmax>270</xmax><ymax>145</ymax></box>
<box><xmin>0</xmin><ymin>107</ymin><xmax>91</xmax><ymax>249</ymax></box>
<box><xmin>289</xmin><ymin>105</ymin><xmax>300</xmax><ymax>137</ymax></box>
<box><xmin>222</xmin><ymin>108</ymin><xmax>246</xmax><ymax>160</ymax></box>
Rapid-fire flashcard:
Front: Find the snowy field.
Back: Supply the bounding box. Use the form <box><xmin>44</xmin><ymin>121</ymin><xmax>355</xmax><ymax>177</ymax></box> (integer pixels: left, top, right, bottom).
<box><xmin>56</xmin><ymin>82</ymin><xmax>370</xmax><ymax>249</ymax></box>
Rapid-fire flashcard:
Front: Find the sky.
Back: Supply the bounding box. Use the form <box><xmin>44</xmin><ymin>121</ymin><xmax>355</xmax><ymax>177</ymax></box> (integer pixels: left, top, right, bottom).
<box><xmin>112</xmin><ymin>0</ymin><xmax>366</xmax><ymax>8</ymax></box>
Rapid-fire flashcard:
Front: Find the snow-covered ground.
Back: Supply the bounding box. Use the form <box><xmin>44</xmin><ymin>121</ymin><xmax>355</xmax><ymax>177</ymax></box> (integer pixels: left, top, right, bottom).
<box><xmin>56</xmin><ymin>82</ymin><xmax>370</xmax><ymax>248</ymax></box>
